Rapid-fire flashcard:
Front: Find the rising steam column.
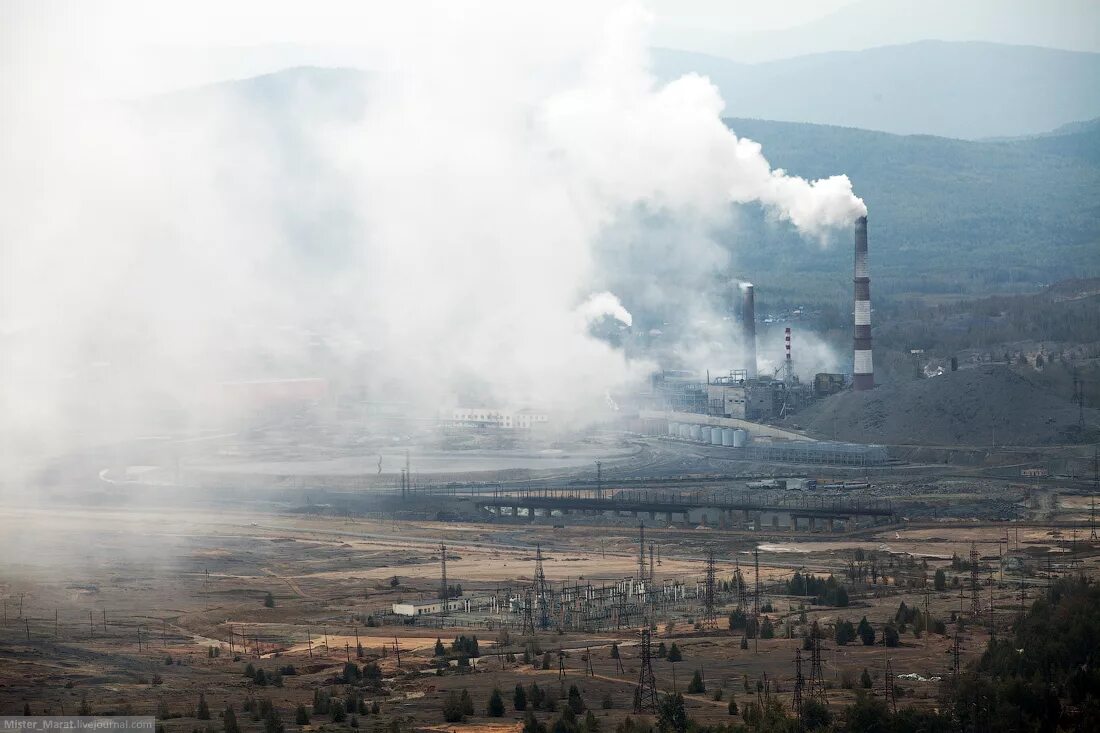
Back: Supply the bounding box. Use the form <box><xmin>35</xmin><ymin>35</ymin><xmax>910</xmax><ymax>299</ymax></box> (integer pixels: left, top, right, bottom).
<box><xmin>853</xmin><ymin>216</ymin><xmax>874</xmax><ymax>390</ymax></box>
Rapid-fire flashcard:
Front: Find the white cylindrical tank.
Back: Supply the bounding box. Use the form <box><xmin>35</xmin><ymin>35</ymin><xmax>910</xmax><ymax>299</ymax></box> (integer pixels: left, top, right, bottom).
<box><xmin>711</xmin><ymin>428</ymin><xmax>722</xmax><ymax>445</ymax></box>
<box><xmin>690</xmin><ymin>424</ymin><xmax>702</xmax><ymax>441</ymax></box>
<box><xmin>722</xmin><ymin>428</ymin><xmax>734</xmax><ymax>446</ymax></box>
<box><xmin>668</xmin><ymin>421</ymin><xmax>678</xmax><ymax>436</ymax></box>
<box><xmin>733</xmin><ymin>429</ymin><xmax>748</xmax><ymax>447</ymax></box>
<box><xmin>700</xmin><ymin>426</ymin><xmax>711</xmax><ymax>443</ymax></box>
<box><xmin>679</xmin><ymin>424</ymin><xmax>691</xmax><ymax>439</ymax></box>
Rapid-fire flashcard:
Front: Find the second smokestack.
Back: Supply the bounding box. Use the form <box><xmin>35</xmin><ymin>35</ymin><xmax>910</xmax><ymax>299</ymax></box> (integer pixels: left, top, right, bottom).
<box><xmin>741</xmin><ymin>283</ymin><xmax>757</xmax><ymax>379</ymax></box>
<box><xmin>853</xmin><ymin>216</ymin><xmax>874</xmax><ymax>390</ymax></box>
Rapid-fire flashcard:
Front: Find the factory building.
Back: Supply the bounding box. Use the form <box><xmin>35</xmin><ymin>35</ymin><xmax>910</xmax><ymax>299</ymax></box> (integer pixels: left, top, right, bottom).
<box><xmin>651</xmin><ymin>216</ymin><xmax>872</xmax><ymax>423</ymax></box>
<box><xmin>447</xmin><ymin>407</ymin><xmax>549</xmax><ymax>429</ymax></box>
<box><xmin>706</xmin><ymin>371</ymin><xmax>774</xmax><ymax>420</ymax></box>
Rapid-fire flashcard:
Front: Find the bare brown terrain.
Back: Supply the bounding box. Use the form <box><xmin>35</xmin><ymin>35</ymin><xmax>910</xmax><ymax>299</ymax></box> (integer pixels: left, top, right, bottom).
<box><xmin>2</xmin><ymin>492</ymin><xmax>1095</xmax><ymax>730</ymax></box>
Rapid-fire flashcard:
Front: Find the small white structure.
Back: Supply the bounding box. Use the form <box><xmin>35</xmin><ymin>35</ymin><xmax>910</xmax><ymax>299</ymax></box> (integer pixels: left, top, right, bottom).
<box><xmin>391</xmin><ymin>599</ymin><xmax>461</xmax><ymax>616</ymax></box>
<box><xmin>446</xmin><ymin>407</ymin><xmax>549</xmax><ymax>429</ymax></box>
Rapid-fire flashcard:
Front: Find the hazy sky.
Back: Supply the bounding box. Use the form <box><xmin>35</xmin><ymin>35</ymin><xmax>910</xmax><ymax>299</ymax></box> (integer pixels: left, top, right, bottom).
<box><xmin>5</xmin><ymin>0</ymin><xmax>1095</xmax><ymax>101</ymax></box>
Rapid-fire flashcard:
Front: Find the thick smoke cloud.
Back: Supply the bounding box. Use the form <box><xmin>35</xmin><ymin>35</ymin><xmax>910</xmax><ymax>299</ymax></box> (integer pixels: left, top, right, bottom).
<box><xmin>0</xmin><ymin>1</ymin><xmax>864</xmax><ymax>473</ymax></box>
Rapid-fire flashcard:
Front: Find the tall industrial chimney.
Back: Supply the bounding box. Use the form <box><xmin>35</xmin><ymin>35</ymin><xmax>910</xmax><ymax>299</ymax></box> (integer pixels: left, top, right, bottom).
<box><xmin>741</xmin><ymin>283</ymin><xmax>757</xmax><ymax>379</ymax></box>
<box><xmin>853</xmin><ymin>216</ymin><xmax>874</xmax><ymax>390</ymax></box>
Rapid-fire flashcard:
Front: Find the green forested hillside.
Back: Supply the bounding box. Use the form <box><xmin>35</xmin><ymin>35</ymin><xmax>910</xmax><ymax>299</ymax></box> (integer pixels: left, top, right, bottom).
<box><xmin>722</xmin><ymin>117</ymin><xmax>1100</xmax><ymax>304</ymax></box>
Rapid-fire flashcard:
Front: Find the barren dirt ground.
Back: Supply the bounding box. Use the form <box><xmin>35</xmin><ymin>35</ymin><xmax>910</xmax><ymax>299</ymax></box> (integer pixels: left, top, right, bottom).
<box><xmin>1</xmin><ymin>503</ymin><xmax>1096</xmax><ymax>729</ymax></box>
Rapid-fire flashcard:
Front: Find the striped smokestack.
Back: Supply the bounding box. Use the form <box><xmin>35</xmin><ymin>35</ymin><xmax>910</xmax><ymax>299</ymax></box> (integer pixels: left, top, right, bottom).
<box><xmin>741</xmin><ymin>283</ymin><xmax>757</xmax><ymax>379</ymax></box>
<box><xmin>853</xmin><ymin>215</ymin><xmax>874</xmax><ymax>390</ymax></box>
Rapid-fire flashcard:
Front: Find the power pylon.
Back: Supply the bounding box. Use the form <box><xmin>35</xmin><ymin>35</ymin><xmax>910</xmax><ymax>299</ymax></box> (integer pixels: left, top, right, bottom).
<box><xmin>439</xmin><ymin>542</ymin><xmax>449</xmax><ymax>620</ymax></box>
<box><xmin>535</xmin><ymin>544</ymin><xmax>550</xmax><ymax>630</ymax></box>
<box><xmin>883</xmin><ymin>643</ymin><xmax>896</xmax><ymax>714</ymax></box>
<box><xmin>793</xmin><ymin>649</ymin><xmax>805</xmax><ymax>733</ymax></box>
<box><xmin>638</xmin><ymin>523</ymin><xmax>647</xmax><ymax>585</ymax></box>
<box><xmin>753</xmin><ymin>546</ymin><xmax>761</xmax><ymax>654</ymax></box>
<box><xmin>633</xmin><ymin>624</ymin><xmax>659</xmax><ymax>714</ymax></box>
<box><xmin>734</xmin><ymin>557</ymin><xmax>747</xmax><ymax>610</ymax></box>
<box><xmin>951</xmin><ymin>628</ymin><xmax>961</xmax><ymax>677</ymax></box>
<box><xmin>988</xmin><ymin>571</ymin><xmax>996</xmax><ymax>642</ymax></box>
<box><xmin>969</xmin><ymin>542</ymin><xmax>982</xmax><ymax>620</ymax></box>
<box><xmin>807</xmin><ymin>622</ymin><xmax>827</xmax><ymax>703</ymax></box>
<box><xmin>703</xmin><ymin>549</ymin><xmax>718</xmax><ymax>629</ymax></box>
<box><xmin>521</xmin><ymin>588</ymin><xmax>535</xmax><ymax>635</ymax></box>
<box><xmin>1091</xmin><ymin>448</ymin><xmax>1098</xmax><ymax>541</ymax></box>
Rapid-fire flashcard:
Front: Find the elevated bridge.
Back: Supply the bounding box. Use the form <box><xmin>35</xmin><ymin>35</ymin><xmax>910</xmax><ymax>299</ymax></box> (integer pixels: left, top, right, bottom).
<box><xmin>472</xmin><ymin>488</ymin><xmax>896</xmax><ymax>532</ymax></box>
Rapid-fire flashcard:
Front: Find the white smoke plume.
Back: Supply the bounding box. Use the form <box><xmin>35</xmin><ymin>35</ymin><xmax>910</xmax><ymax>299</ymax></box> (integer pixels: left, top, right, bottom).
<box><xmin>0</xmin><ymin>1</ymin><xmax>866</xmax><ymax>476</ymax></box>
<box><xmin>578</xmin><ymin>292</ymin><xmax>634</xmax><ymax>327</ymax></box>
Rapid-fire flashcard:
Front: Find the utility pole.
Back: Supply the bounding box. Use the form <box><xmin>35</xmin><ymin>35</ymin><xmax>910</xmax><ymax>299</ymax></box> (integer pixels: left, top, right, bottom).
<box><xmin>595</xmin><ymin>460</ymin><xmax>602</xmax><ymax>500</ymax></box>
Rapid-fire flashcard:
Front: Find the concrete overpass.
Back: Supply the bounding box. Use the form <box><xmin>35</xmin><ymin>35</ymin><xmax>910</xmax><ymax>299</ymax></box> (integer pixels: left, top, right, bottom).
<box><xmin>472</xmin><ymin>491</ymin><xmax>896</xmax><ymax>532</ymax></box>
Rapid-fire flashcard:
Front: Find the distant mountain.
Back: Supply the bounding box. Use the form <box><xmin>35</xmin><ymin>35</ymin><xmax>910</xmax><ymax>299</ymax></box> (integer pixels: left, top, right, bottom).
<box><xmin>125</xmin><ymin>68</ymin><xmax>1100</xmax><ymax>302</ymax></box>
<box><xmin>721</xmin><ymin>116</ymin><xmax>1100</xmax><ymax>301</ymax></box>
<box><xmin>652</xmin><ymin>41</ymin><xmax>1100</xmax><ymax>139</ymax></box>
<box><xmin>658</xmin><ymin>0</ymin><xmax>1100</xmax><ymax>63</ymax></box>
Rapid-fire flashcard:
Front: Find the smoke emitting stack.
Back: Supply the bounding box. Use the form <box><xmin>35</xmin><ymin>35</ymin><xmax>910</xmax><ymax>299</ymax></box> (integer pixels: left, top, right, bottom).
<box><xmin>784</xmin><ymin>326</ymin><xmax>793</xmax><ymax>382</ymax></box>
<box><xmin>853</xmin><ymin>216</ymin><xmax>874</xmax><ymax>390</ymax></box>
<box><xmin>741</xmin><ymin>284</ymin><xmax>757</xmax><ymax>379</ymax></box>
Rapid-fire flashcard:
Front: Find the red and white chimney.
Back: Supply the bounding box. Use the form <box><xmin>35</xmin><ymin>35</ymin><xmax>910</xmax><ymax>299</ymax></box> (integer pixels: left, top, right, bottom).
<box><xmin>853</xmin><ymin>216</ymin><xmax>874</xmax><ymax>390</ymax></box>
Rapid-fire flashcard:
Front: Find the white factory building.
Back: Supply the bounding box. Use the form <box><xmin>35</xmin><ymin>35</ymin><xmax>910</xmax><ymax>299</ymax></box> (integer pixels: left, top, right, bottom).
<box><xmin>391</xmin><ymin>595</ymin><xmax>499</xmax><ymax>616</ymax></box>
<box><xmin>446</xmin><ymin>407</ymin><xmax>549</xmax><ymax>430</ymax></box>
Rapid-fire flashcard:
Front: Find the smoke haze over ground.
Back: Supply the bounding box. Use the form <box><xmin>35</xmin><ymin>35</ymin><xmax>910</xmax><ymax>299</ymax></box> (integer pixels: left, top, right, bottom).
<box><xmin>0</xmin><ymin>1</ymin><xmax>864</xmax><ymax>475</ymax></box>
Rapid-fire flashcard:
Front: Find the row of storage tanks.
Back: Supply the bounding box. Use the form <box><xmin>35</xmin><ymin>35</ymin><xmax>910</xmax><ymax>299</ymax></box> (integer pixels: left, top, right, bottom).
<box><xmin>668</xmin><ymin>422</ymin><xmax>749</xmax><ymax>447</ymax></box>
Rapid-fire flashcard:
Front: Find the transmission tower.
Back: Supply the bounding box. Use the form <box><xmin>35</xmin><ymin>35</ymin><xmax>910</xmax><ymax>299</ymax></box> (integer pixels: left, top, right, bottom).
<box><xmin>883</xmin><ymin>644</ymin><xmax>896</xmax><ymax>714</ymax></box>
<box><xmin>702</xmin><ymin>549</ymin><xmax>718</xmax><ymax>629</ymax></box>
<box><xmin>439</xmin><ymin>542</ymin><xmax>449</xmax><ymax>619</ymax></box>
<box><xmin>807</xmin><ymin>626</ymin><xmax>827</xmax><ymax>703</ymax></box>
<box><xmin>734</xmin><ymin>557</ymin><xmax>747</xmax><ymax>610</ymax></box>
<box><xmin>969</xmin><ymin>542</ymin><xmax>982</xmax><ymax>620</ymax></box>
<box><xmin>633</xmin><ymin>624</ymin><xmax>659</xmax><ymax>714</ymax></box>
<box><xmin>793</xmin><ymin>649</ymin><xmax>805</xmax><ymax>733</ymax></box>
<box><xmin>1072</xmin><ymin>368</ymin><xmax>1085</xmax><ymax>429</ymax></box>
<box><xmin>753</xmin><ymin>545</ymin><xmax>761</xmax><ymax>654</ymax></box>
<box><xmin>988</xmin><ymin>571</ymin><xmax>996</xmax><ymax>642</ymax></box>
<box><xmin>951</xmin><ymin>628</ymin><xmax>961</xmax><ymax>677</ymax></box>
<box><xmin>649</xmin><ymin>543</ymin><xmax>656</xmax><ymax>582</ymax></box>
<box><xmin>638</xmin><ymin>522</ymin><xmax>647</xmax><ymax>586</ymax></box>
<box><xmin>1091</xmin><ymin>448</ymin><xmax>1099</xmax><ymax>541</ymax></box>
<box><xmin>521</xmin><ymin>588</ymin><xmax>535</xmax><ymax>635</ymax></box>
<box><xmin>534</xmin><ymin>544</ymin><xmax>550</xmax><ymax>630</ymax></box>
